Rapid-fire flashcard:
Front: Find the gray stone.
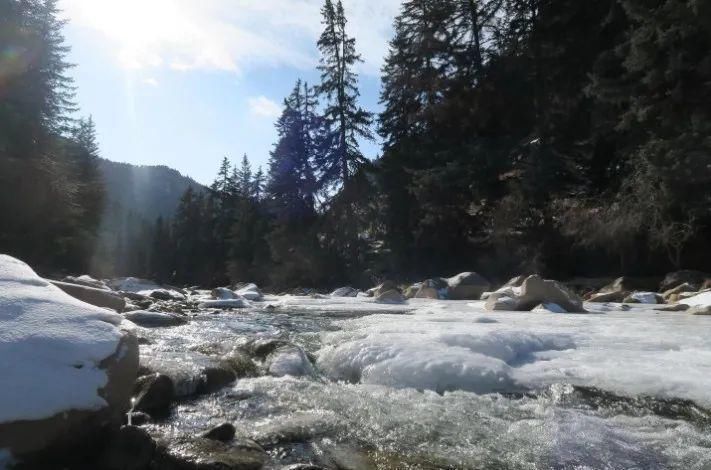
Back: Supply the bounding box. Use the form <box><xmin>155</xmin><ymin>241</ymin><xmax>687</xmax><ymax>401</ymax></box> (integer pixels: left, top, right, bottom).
<box><xmin>446</xmin><ymin>272</ymin><xmax>491</xmax><ymax>300</ymax></box>
<box><xmin>50</xmin><ymin>280</ymin><xmax>126</xmax><ymax>312</ymax></box>
<box><xmin>101</xmin><ymin>425</ymin><xmax>156</xmax><ymax>470</ymax></box>
<box><xmin>212</xmin><ymin>287</ymin><xmax>238</xmax><ymax>300</ymax></box>
<box><xmin>124</xmin><ymin>311</ymin><xmax>188</xmax><ymax>328</ymax></box>
<box><xmin>330</xmin><ymin>287</ymin><xmax>359</xmax><ymax>297</ymax></box>
<box><xmin>660</xmin><ymin>270</ymin><xmax>708</xmax><ymax>292</ymax></box>
<box><xmin>152</xmin><ymin>437</ymin><xmax>267</xmax><ymax>470</ymax></box>
<box><xmin>202</xmin><ymin>423</ymin><xmax>236</xmax><ymax>443</ymax></box>
<box><xmin>485</xmin><ymin>275</ymin><xmax>585</xmax><ymax>313</ymax></box>
<box><xmin>375</xmin><ymin>289</ymin><xmax>407</xmax><ymax>304</ymax></box>
<box><xmin>133</xmin><ymin>374</ymin><xmax>175</xmax><ymax>415</ymax></box>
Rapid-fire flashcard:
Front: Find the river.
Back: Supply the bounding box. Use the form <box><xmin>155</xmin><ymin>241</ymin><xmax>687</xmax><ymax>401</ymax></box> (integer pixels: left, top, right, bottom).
<box><xmin>134</xmin><ymin>295</ymin><xmax>711</xmax><ymax>469</ymax></box>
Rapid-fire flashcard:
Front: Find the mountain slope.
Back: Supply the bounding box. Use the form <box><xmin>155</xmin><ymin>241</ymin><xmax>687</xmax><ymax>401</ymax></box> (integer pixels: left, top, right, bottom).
<box><xmin>97</xmin><ymin>159</ymin><xmax>205</xmax><ymax>220</ymax></box>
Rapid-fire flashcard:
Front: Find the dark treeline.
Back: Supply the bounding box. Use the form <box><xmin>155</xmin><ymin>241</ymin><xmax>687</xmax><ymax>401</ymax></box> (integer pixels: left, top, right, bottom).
<box><xmin>0</xmin><ymin>0</ymin><xmax>104</xmax><ymax>273</ymax></box>
<box><xmin>2</xmin><ymin>0</ymin><xmax>710</xmax><ymax>288</ymax></box>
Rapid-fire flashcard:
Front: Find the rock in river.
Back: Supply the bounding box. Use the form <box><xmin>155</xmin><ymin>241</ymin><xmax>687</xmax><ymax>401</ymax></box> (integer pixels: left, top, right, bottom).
<box><xmin>485</xmin><ymin>274</ymin><xmax>585</xmax><ymax>313</ymax></box>
<box><xmin>124</xmin><ymin>310</ymin><xmax>188</xmax><ymax>327</ymax></box>
<box><xmin>49</xmin><ymin>279</ymin><xmax>126</xmax><ymax>312</ymax></box>
<box><xmin>446</xmin><ymin>272</ymin><xmax>491</xmax><ymax>300</ymax></box>
<box><xmin>152</xmin><ymin>437</ymin><xmax>267</xmax><ymax>470</ymax></box>
<box><xmin>0</xmin><ymin>255</ymin><xmax>139</xmax><ymax>465</ymax></box>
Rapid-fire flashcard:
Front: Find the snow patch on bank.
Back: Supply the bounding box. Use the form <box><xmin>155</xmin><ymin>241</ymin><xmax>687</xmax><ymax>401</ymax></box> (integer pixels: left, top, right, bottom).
<box><xmin>0</xmin><ymin>255</ymin><xmax>124</xmax><ymax>423</ymax></box>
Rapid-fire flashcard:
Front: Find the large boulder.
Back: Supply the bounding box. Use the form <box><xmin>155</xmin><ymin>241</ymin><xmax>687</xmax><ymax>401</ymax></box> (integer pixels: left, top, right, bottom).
<box><xmin>446</xmin><ymin>272</ymin><xmax>491</xmax><ymax>300</ymax></box>
<box><xmin>50</xmin><ymin>280</ymin><xmax>126</xmax><ymax>312</ymax></box>
<box><xmin>124</xmin><ymin>311</ymin><xmax>188</xmax><ymax>328</ymax></box>
<box><xmin>588</xmin><ymin>276</ymin><xmax>660</xmax><ymax>303</ymax></box>
<box><xmin>662</xmin><ymin>283</ymin><xmax>697</xmax><ymax>301</ymax></box>
<box><xmin>375</xmin><ymin>289</ymin><xmax>408</xmax><ymax>304</ymax></box>
<box><xmin>100</xmin><ymin>425</ymin><xmax>156</xmax><ymax>470</ymax></box>
<box><xmin>660</xmin><ymin>270</ymin><xmax>708</xmax><ymax>292</ymax></box>
<box><xmin>152</xmin><ymin>437</ymin><xmax>267</xmax><ymax>470</ymax></box>
<box><xmin>0</xmin><ymin>255</ymin><xmax>139</xmax><ymax>464</ymax></box>
<box><xmin>235</xmin><ymin>283</ymin><xmax>263</xmax><ymax>301</ymax></box>
<box><xmin>414</xmin><ymin>278</ymin><xmax>448</xmax><ymax>299</ymax></box>
<box><xmin>144</xmin><ymin>289</ymin><xmax>186</xmax><ymax>302</ymax></box>
<box><xmin>622</xmin><ymin>292</ymin><xmax>663</xmax><ymax>304</ymax></box>
<box><xmin>109</xmin><ymin>277</ymin><xmax>163</xmax><ymax>293</ymax></box>
<box><xmin>133</xmin><ymin>374</ymin><xmax>175</xmax><ymax>415</ymax></box>
<box><xmin>485</xmin><ymin>275</ymin><xmax>585</xmax><ymax>313</ymax></box>
<box><xmin>588</xmin><ymin>290</ymin><xmax>628</xmax><ymax>303</ymax></box>
<box><xmin>368</xmin><ymin>280</ymin><xmax>399</xmax><ymax>298</ymax></box>
<box><xmin>198</xmin><ymin>299</ymin><xmax>250</xmax><ymax>309</ymax></box>
<box><xmin>330</xmin><ymin>287</ymin><xmax>359</xmax><ymax>298</ymax></box>
<box><xmin>63</xmin><ymin>274</ymin><xmax>110</xmax><ymax>291</ymax></box>
<box><xmin>212</xmin><ymin>287</ymin><xmax>239</xmax><ymax>300</ymax></box>
<box><xmin>601</xmin><ymin>276</ymin><xmax>661</xmax><ymax>293</ymax></box>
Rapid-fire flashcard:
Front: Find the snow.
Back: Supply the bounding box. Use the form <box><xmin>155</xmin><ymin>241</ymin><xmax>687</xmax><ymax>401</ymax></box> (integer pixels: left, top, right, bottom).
<box><xmin>0</xmin><ymin>255</ymin><xmax>125</xmax><ymax>423</ymax></box>
<box><xmin>680</xmin><ymin>291</ymin><xmax>711</xmax><ymax>307</ymax></box>
<box><xmin>314</xmin><ymin>298</ymin><xmax>711</xmax><ymax>405</ymax></box>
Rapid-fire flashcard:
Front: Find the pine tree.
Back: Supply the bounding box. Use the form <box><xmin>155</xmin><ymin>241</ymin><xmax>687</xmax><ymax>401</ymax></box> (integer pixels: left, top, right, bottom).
<box><xmin>267</xmin><ymin>80</ymin><xmax>320</xmax><ymax>219</ymax></box>
<box><xmin>251</xmin><ymin>166</ymin><xmax>265</xmax><ymax>201</ymax></box>
<box><xmin>315</xmin><ymin>0</ymin><xmax>373</xmax><ymax>191</ymax></box>
<box><xmin>235</xmin><ymin>154</ymin><xmax>252</xmax><ymax>197</ymax></box>
<box><xmin>0</xmin><ymin>0</ymin><xmax>102</xmax><ymax>272</ymax></box>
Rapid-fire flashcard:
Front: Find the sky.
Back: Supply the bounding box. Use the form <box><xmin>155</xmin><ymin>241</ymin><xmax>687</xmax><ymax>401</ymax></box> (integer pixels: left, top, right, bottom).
<box><xmin>59</xmin><ymin>0</ymin><xmax>403</xmax><ymax>185</ymax></box>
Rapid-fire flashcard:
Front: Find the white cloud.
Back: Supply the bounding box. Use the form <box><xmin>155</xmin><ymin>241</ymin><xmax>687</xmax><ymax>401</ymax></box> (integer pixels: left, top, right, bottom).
<box><xmin>142</xmin><ymin>77</ymin><xmax>159</xmax><ymax>87</ymax></box>
<box><xmin>59</xmin><ymin>0</ymin><xmax>402</xmax><ymax>76</ymax></box>
<box><xmin>248</xmin><ymin>96</ymin><xmax>282</xmax><ymax>119</ymax></box>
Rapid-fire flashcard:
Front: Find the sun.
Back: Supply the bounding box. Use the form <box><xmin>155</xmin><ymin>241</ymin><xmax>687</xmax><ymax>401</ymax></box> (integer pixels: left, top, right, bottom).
<box><xmin>61</xmin><ymin>0</ymin><xmax>194</xmax><ymax>69</ymax></box>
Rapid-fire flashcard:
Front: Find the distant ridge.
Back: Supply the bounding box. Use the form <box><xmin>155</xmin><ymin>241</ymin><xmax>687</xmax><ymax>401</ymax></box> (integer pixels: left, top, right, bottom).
<box><xmin>97</xmin><ymin>158</ymin><xmax>205</xmax><ymax>221</ymax></box>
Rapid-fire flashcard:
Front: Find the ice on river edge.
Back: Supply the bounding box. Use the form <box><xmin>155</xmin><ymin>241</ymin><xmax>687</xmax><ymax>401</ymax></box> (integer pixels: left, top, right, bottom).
<box><xmin>305</xmin><ymin>297</ymin><xmax>711</xmax><ymax>406</ymax></box>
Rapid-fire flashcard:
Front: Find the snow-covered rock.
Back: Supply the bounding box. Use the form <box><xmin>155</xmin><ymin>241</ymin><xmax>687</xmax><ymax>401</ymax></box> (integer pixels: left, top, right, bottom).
<box><xmin>62</xmin><ymin>274</ymin><xmax>110</xmax><ymax>291</ymax></box>
<box><xmin>212</xmin><ymin>287</ymin><xmax>238</xmax><ymax>300</ymax></box>
<box><xmin>368</xmin><ymin>280</ymin><xmax>399</xmax><ymax>298</ymax></box>
<box><xmin>0</xmin><ymin>255</ymin><xmax>139</xmax><ymax>462</ymax></box>
<box><xmin>330</xmin><ymin>287</ymin><xmax>359</xmax><ymax>297</ymax></box>
<box><xmin>680</xmin><ymin>291</ymin><xmax>711</xmax><ymax>308</ymax></box>
<box><xmin>485</xmin><ymin>275</ymin><xmax>585</xmax><ymax>313</ymax></box>
<box><xmin>660</xmin><ymin>270</ymin><xmax>707</xmax><ymax>292</ymax></box>
<box><xmin>50</xmin><ymin>280</ymin><xmax>126</xmax><ymax>312</ymax></box>
<box><xmin>446</xmin><ymin>272</ymin><xmax>491</xmax><ymax>300</ymax></box>
<box><xmin>235</xmin><ymin>283</ymin><xmax>263</xmax><ymax>301</ymax></box>
<box><xmin>139</xmin><ymin>288</ymin><xmax>186</xmax><ymax>301</ymax></box>
<box><xmin>108</xmin><ymin>277</ymin><xmax>162</xmax><ymax>293</ymax></box>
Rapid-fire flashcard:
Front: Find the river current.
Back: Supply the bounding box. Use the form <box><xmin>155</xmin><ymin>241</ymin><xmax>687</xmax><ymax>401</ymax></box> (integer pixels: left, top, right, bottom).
<box><xmin>135</xmin><ymin>296</ymin><xmax>711</xmax><ymax>469</ymax></box>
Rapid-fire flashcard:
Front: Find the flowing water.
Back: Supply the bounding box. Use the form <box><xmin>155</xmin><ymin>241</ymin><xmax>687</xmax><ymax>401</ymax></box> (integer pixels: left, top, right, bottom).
<box><xmin>136</xmin><ymin>296</ymin><xmax>711</xmax><ymax>469</ymax></box>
